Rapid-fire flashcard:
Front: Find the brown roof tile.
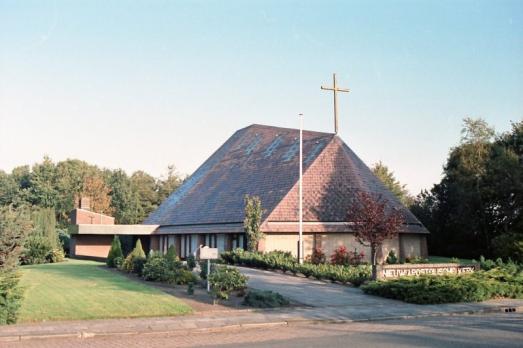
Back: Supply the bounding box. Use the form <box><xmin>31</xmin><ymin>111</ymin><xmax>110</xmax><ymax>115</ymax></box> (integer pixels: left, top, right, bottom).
<box><xmin>144</xmin><ymin>124</ymin><xmax>428</xmax><ymax>234</ymax></box>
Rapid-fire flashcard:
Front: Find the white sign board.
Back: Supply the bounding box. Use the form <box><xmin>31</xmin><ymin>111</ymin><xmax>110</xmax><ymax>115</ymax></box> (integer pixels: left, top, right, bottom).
<box><xmin>200</xmin><ymin>247</ymin><xmax>219</xmax><ymax>260</ymax></box>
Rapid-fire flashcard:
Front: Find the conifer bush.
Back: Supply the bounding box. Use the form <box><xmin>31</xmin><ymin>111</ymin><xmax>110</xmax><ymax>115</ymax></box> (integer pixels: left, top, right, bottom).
<box><xmin>121</xmin><ymin>239</ymin><xmax>146</xmax><ymax>273</ymax></box>
<box><xmin>106</xmin><ymin>235</ymin><xmax>124</xmax><ymax>268</ymax></box>
<box><xmin>1</xmin><ymin>206</ymin><xmax>32</xmax><ymax>325</ymax></box>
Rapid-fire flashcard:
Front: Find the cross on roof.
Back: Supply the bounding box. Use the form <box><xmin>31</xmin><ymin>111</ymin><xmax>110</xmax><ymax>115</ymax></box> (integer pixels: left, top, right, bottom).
<box><xmin>321</xmin><ymin>73</ymin><xmax>350</xmax><ymax>134</ymax></box>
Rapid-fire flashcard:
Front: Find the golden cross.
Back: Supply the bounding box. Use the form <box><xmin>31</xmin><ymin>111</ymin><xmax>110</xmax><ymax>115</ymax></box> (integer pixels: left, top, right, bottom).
<box><xmin>321</xmin><ymin>73</ymin><xmax>350</xmax><ymax>134</ymax></box>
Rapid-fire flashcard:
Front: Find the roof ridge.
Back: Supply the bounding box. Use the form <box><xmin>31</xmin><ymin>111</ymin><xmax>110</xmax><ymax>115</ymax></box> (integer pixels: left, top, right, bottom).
<box><xmin>247</xmin><ymin>123</ymin><xmax>335</xmax><ymax>137</ymax></box>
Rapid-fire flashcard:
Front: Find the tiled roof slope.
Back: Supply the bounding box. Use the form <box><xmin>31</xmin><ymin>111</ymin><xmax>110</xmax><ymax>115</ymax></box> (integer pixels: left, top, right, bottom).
<box><xmin>144</xmin><ymin>124</ymin><xmax>334</xmax><ymax>225</ymax></box>
<box><xmin>144</xmin><ymin>124</ymin><xmax>428</xmax><ymax>234</ymax></box>
<box><xmin>268</xmin><ymin>136</ymin><xmax>427</xmax><ymax>233</ymax></box>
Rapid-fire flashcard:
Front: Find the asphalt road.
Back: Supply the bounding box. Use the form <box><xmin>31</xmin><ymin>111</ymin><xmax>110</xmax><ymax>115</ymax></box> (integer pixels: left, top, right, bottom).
<box><xmin>7</xmin><ymin>313</ymin><xmax>523</xmax><ymax>348</ymax></box>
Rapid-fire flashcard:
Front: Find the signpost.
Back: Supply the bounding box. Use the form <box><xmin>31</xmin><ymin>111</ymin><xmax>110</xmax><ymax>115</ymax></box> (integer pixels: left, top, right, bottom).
<box><xmin>199</xmin><ymin>246</ymin><xmax>219</xmax><ymax>292</ymax></box>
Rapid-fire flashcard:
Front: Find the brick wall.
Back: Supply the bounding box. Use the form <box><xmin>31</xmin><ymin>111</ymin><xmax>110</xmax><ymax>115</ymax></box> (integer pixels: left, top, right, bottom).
<box><xmin>70</xmin><ymin>234</ymin><xmax>113</xmax><ymax>259</ymax></box>
<box><xmin>70</xmin><ymin>209</ymin><xmax>115</xmax><ymax>225</ymax></box>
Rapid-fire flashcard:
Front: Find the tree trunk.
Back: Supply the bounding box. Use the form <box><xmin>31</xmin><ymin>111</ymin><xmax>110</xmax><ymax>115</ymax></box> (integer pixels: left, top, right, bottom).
<box><xmin>371</xmin><ymin>246</ymin><xmax>378</xmax><ymax>280</ymax></box>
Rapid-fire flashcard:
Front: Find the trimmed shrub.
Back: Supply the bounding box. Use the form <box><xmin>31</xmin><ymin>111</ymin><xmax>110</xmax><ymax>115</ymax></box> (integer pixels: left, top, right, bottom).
<box><xmin>114</xmin><ymin>256</ymin><xmax>124</xmax><ymax>269</ymax></box>
<box><xmin>199</xmin><ymin>260</ymin><xmax>218</xmax><ymax>280</ymax></box>
<box><xmin>221</xmin><ymin>248</ymin><xmax>371</xmax><ymax>286</ymax></box>
<box><xmin>307</xmin><ymin>247</ymin><xmax>326</xmax><ymax>265</ymax></box>
<box><xmin>121</xmin><ymin>239</ymin><xmax>146</xmax><ymax>273</ymax></box>
<box><xmin>243</xmin><ymin>290</ymin><xmax>290</xmax><ymax>308</ymax></box>
<box><xmin>170</xmin><ymin>269</ymin><xmax>198</xmax><ymax>285</ymax></box>
<box><xmin>386</xmin><ymin>250</ymin><xmax>398</xmax><ymax>265</ymax></box>
<box><xmin>186</xmin><ymin>254</ymin><xmax>196</xmax><ymax>271</ymax></box>
<box><xmin>208</xmin><ymin>266</ymin><xmax>248</xmax><ymax>300</ymax></box>
<box><xmin>20</xmin><ymin>234</ymin><xmax>53</xmax><ymax>265</ymax></box>
<box><xmin>132</xmin><ymin>256</ymin><xmax>147</xmax><ymax>276</ymax></box>
<box><xmin>165</xmin><ymin>245</ymin><xmax>181</xmax><ymax>269</ymax></box>
<box><xmin>142</xmin><ymin>255</ymin><xmax>170</xmax><ymax>282</ymax></box>
<box><xmin>107</xmin><ymin>236</ymin><xmax>124</xmax><ymax>268</ymax></box>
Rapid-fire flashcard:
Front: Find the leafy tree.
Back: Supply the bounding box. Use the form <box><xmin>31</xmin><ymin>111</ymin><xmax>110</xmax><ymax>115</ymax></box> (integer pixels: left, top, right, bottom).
<box><xmin>348</xmin><ymin>191</ymin><xmax>405</xmax><ymax>280</ymax></box>
<box><xmin>81</xmin><ymin>175</ymin><xmax>113</xmax><ymax>214</ymax></box>
<box><xmin>371</xmin><ymin>161</ymin><xmax>413</xmax><ymax>207</ymax></box>
<box><xmin>28</xmin><ymin>156</ymin><xmax>59</xmax><ymax>208</ymax></box>
<box><xmin>244</xmin><ymin>195</ymin><xmax>264</xmax><ymax>252</ymax></box>
<box><xmin>107</xmin><ymin>170</ymin><xmax>144</xmax><ymax>224</ymax></box>
<box><xmin>0</xmin><ymin>171</ymin><xmax>19</xmax><ymax>207</ymax></box>
<box><xmin>157</xmin><ymin>165</ymin><xmax>183</xmax><ymax>203</ymax></box>
<box><xmin>130</xmin><ymin>171</ymin><xmax>159</xmax><ymax>221</ymax></box>
<box><xmin>0</xmin><ymin>206</ymin><xmax>32</xmax><ymax>324</ymax></box>
<box><xmin>412</xmin><ymin>118</ymin><xmax>523</xmax><ymax>261</ymax></box>
<box><xmin>107</xmin><ymin>236</ymin><xmax>124</xmax><ymax>268</ymax></box>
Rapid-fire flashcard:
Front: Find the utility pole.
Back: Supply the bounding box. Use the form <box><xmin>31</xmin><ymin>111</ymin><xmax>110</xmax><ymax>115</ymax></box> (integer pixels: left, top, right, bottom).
<box><xmin>298</xmin><ymin>113</ymin><xmax>304</xmax><ymax>264</ymax></box>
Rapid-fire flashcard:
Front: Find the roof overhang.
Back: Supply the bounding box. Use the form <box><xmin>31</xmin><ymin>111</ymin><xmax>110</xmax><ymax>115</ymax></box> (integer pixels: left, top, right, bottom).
<box><xmin>70</xmin><ymin>224</ymin><xmax>159</xmax><ymax>235</ymax></box>
<box><xmin>262</xmin><ymin>221</ymin><xmax>430</xmax><ymax>234</ymax></box>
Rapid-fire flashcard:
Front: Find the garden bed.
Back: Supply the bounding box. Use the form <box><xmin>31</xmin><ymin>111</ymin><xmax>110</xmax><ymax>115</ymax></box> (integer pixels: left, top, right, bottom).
<box><xmin>221</xmin><ymin>249</ymin><xmax>371</xmax><ymax>286</ymax></box>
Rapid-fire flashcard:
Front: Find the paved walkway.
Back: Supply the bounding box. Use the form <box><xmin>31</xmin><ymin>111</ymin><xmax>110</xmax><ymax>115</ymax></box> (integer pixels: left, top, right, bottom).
<box><xmin>2</xmin><ymin>267</ymin><xmax>523</xmax><ymax>342</ymax></box>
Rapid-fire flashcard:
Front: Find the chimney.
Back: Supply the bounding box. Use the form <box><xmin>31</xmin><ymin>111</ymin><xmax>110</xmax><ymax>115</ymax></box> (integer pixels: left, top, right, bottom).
<box><xmin>79</xmin><ymin>197</ymin><xmax>91</xmax><ymax>211</ymax></box>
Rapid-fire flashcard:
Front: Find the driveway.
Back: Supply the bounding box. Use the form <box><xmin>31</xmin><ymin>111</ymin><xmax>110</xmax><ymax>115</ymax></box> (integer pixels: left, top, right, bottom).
<box><xmin>237</xmin><ymin>266</ymin><xmax>523</xmax><ymax>321</ymax></box>
<box><xmin>237</xmin><ymin>266</ymin><xmax>399</xmax><ymax>308</ymax></box>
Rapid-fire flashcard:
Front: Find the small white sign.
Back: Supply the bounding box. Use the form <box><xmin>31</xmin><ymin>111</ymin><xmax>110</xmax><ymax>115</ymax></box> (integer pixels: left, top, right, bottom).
<box><xmin>200</xmin><ymin>247</ymin><xmax>219</xmax><ymax>260</ymax></box>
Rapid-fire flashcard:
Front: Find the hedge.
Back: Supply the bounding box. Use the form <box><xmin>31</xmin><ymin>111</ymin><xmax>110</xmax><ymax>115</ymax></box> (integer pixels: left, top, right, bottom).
<box><xmin>361</xmin><ymin>261</ymin><xmax>523</xmax><ymax>304</ymax></box>
<box><xmin>221</xmin><ymin>249</ymin><xmax>371</xmax><ymax>286</ymax></box>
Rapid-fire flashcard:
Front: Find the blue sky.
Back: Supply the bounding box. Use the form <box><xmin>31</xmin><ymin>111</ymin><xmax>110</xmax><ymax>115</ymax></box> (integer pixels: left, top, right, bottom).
<box><xmin>1</xmin><ymin>0</ymin><xmax>522</xmax><ymax>194</ymax></box>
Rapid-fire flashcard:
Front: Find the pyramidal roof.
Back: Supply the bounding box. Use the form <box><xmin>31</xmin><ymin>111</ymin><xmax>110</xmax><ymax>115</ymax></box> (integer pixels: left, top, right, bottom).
<box><xmin>144</xmin><ymin>124</ymin><xmax>428</xmax><ymax>234</ymax></box>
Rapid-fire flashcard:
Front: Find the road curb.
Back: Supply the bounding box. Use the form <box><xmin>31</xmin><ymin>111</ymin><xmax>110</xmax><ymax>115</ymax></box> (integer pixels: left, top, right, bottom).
<box><xmin>1</xmin><ymin>305</ymin><xmax>521</xmax><ymax>342</ymax></box>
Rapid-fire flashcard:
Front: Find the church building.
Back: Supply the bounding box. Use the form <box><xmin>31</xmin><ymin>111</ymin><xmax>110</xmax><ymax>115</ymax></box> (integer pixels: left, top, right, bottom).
<box><xmin>143</xmin><ymin>124</ymin><xmax>429</xmax><ymax>262</ymax></box>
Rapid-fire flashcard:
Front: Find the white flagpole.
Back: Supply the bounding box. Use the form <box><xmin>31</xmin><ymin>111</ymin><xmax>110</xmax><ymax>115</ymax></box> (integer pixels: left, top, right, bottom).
<box><xmin>298</xmin><ymin>113</ymin><xmax>304</xmax><ymax>264</ymax></box>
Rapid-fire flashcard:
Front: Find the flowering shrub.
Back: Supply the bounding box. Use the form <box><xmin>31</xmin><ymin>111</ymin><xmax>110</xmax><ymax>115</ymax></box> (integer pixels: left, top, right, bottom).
<box><xmin>348</xmin><ymin>249</ymin><xmax>365</xmax><ymax>265</ymax></box>
<box><xmin>330</xmin><ymin>246</ymin><xmax>365</xmax><ymax>266</ymax></box>
<box><xmin>330</xmin><ymin>246</ymin><xmax>348</xmax><ymax>265</ymax></box>
<box><xmin>308</xmin><ymin>247</ymin><xmax>326</xmax><ymax>264</ymax></box>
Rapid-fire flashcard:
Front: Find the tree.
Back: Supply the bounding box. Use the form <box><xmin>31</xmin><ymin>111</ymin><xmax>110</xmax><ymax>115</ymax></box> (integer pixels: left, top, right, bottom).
<box><xmin>371</xmin><ymin>161</ymin><xmax>413</xmax><ymax>207</ymax></box>
<box><xmin>348</xmin><ymin>191</ymin><xmax>405</xmax><ymax>280</ymax></box>
<box><xmin>107</xmin><ymin>170</ymin><xmax>144</xmax><ymax>224</ymax></box>
<box><xmin>0</xmin><ymin>206</ymin><xmax>32</xmax><ymax>324</ymax></box>
<box><xmin>28</xmin><ymin>156</ymin><xmax>59</xmax><ymax>208</ymax></box>
<box><xmin>244</xmin><ymin>195</ymin><xmax>264</xmax><ymax>252</ymax></box>
<box><xmin>412</xmin><ymin>118</ymin><xmax>523</xmax><ymax>261</ymax></box>
<box><xmin>54</xmin><ymin>159</ymin><xmax>99</xmax><ymax>224</ymax></box>
<box><xmin>81</xmin><ymin>175</ymin><xmax>113</xmax><ymax>214</ymax></box>
<box><xmin>32</xmin><ymin>207</ymin><xmax>60</xmax><ymax>250</ymax></box>
<box><xmin>157</xmin><ymin>165</ymin><xmax>183</xmax><ymax>203</ymax></box>
<box><xmin>130</xmin><ymin>171</ymin><xmax>159</xmax><ymax>221</ymax></box>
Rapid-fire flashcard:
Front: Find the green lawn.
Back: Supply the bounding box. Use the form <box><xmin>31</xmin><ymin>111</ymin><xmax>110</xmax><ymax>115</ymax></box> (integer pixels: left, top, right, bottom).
<box><xmin>428</xmin><ymin>256</ymin><xmax>474</xmax><ymax>264</ymax></box>
<box><xmin>18</xmin><ymin>259</ymin><xmax>192</xmax><ymax>322</ymax></box>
